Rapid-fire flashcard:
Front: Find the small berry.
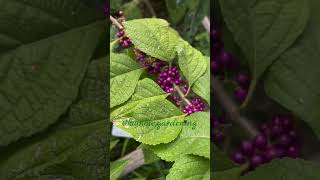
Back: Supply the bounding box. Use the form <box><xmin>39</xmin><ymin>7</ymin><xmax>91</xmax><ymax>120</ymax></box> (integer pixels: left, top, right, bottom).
<box><xmin>241</xmin><ymin>140</ymin><xmax>254</xmax><ymax>156</ymax></box>
<box><xmin>232</xmin><ymin>151</ymin><xmax>247</xmax><ymax>164</ymax></box>
<box><xmin>234</xmin><ymin>87</ymin><xmax>248</xmax><ymax>103</ymax></box>
<box><xmin>254</xmin><ymin>134</ymin><xmax>268</xmax><ymax>150</ymax></box>
<box><xmin>250</xmin><ymin>154</ymin><xmax>264</xmax><ymax>168</ymax></box>
<box><xmin>236</xmin><ymin>72</ymin><xmax>250</xmax><ymax>88</ymax></box>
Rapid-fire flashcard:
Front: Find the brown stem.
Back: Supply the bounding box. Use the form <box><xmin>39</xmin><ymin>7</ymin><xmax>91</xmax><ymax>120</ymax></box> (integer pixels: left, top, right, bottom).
<box><xmin>173</xmin><ymin>84</ymin><xmax>191</xmax><ymax>105</ymax></box>
<box><xmin>110</xmin><ymin>15</ymin><xmax>123</xmax><ymax>29</ymax></box>
<box><xmin>212</xmin><ymin>77</ymin><xmax>258</xmax><ymax>137</ymax></box>
<box><xmin>119</xmin><ymin>149</ymin><xmax>145</xmax><ymax>177</ymax></box>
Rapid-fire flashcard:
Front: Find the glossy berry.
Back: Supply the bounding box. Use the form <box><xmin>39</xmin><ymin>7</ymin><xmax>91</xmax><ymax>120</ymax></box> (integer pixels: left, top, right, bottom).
<box><xmin>157</xmin><ymin>66</ymin><xmax>183</xmax><ymax>93</ymax></box>
<box><xmin>232</xmin><ymin>151</ymin><xmax>247</xmax><ymax>164</ymax></box>
<box><xmin>241</xmin><ymin>140</ymin><xmax>254</xmax><ymax>156</ymax></box>
<box><xmin>183</xmin><ymin>97</ymin><xmax>205</xmax><ymax>115</ymax></box>
<box><xmin>287</xmin><ymin>144</ymin><xmax>300</xmax><ymax>158</ymax></box>
<box><xmin>278</xmin><ymin>134</ymin><xmax>292</xmax><ymax>147</ymax></box>
<box><xmin>236</xmin><ymin>72</ymin><xmax>250</xmax><ymax>88</ymax></box>
<box><xmin>234</xmin><ymin>87</ymin><xmax>248</xmax><ymax>103</ymax></box>
<box><xmin>250</xmin><ymin>154</ymin><xmax>264</xmax><ymax>168</ymax></box>
<box><xmin>254</xmin><ymin>134</ymin><xmax>268</xmax><ymax>150</ymax></box>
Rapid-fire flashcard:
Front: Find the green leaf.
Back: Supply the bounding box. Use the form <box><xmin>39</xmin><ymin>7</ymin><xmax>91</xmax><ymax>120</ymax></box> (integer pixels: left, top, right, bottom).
<box><xmin>0</xmin><ymin>22</ymin><xmax>104</xmax><ymax>146</ymax></box>
<box><xmin>124</xmin><ymin>18</ymin><xmax>180</xmax><ymax>61</ymax></box>
<box><xmin>192</xmin><ymin>56</ymin><xmax>210</xmax><ymax>105</ymax></box>
<box><xmin>219</xmin><ymin>0</ymin><xmax>309</xmax><ymax>103</ymax></box>
<box><xmin>165</xmin><ymin>0</ymin><xmax>187</xmax><ymax>24</ymax></box>
<box><xmin>150</xmin><ymin>112</ymin><xmax>210</xmax><ymax>161</ymax></box>
<box><xmin>0</xmin><ymin>120</ymin><xmax>106</xmax><ymax>179</ymax></box>
<box><xmin>214</xmin><ymin>167</ymin><xmax>242</xmax><ymax>180</ymax></box>
<box><xmin>110</xmin><ymin>160</ymin><xmax>128</xmax><ymax>180</ymax></box>
<box><xmin>0</xmin><ymin>0</ymin><xmax>102</xmax><ymax>52</ymax></box>
<box><xmin>166</xmin><ymin>155</ymin><xmax>210</xmax><ymax>180</ymax></box>
<box><xmin>139</xmin><ymin>144</ymin><xmax>160</xmax><ymax>164</ymax></box>
<box><xmin>212</xmin><ymin>144</ymin><xmax>237</xmax><ymax>171</ymax></box>
<box><xmin>111</xmin><ymin>78</ymin><xmax>185</xmax><ymax>145</ymax></box>
<box><xmin>110</xmin><ymin>139</ymin><xmax>120</xmax><ymax>151</ymax></box>
<box><xmin>110</xmin><ymin>51</ymin><xmax>144</xmax><ymax>108</ymax></box>
<box><xmin>264</xmin><ymin>0</ymin><xmax>320</xmax><ymax>138</ymax></box>
<box><xmin>177</xmin><ymin>39</ymin><xmax>207</xmax><ymax>87</ymax></box>
<box><xmin>240</xmin><ymin>158</ymin><xmax>320</xmax><ymax>180</ymax></box>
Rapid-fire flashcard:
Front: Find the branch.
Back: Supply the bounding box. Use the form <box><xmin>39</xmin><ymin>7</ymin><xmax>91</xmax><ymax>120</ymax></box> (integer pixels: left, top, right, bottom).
<box><xmin>142</xmin><ymin>0</ymin><xmax>157</xmax><ymax>17</ymax></box>
<box><xmin>110</xmin><ymin>15</ymin><xmax>123</xmax><ymax>29</ymax></box>
<box><xmin>205</xmin><ymin>17</ymin><xmax>258</xmax><ymax>137</ymax></box>
<box><xmin>119</xmin><ymin>149</ymin><xmax>145</xmax><ymax>177</ymax></box>
<box><xmin>212</xmin><ymin>77</ymin><xmax>258</xmax><ymax>137</ymax></box>
<box><xmin>173</xmin><ymin>84</ymin><xmax>191</xmax><ymax>105</ymax></box>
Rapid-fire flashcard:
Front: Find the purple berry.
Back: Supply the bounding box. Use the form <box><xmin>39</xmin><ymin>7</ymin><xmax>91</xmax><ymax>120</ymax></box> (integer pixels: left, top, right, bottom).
<box><xmin>241</xmin><ymin>140</ymin><xmax>254</xmax><ymax>156</ymax></box>
<box><xmin>236</xmin><ymin>72</ymin><xmax>250</xmax><ymax>88</ymax></box>
<box><xmin>271</xmin><ymin>125</ymin><xmax>283</xmax><ymax>137</ymax></box>
<box><xmin>254</xmin><ymin>134</ymin><xmax>268</xmax><ymax>150</ymax></box>
<box><xmin>213</xmin><ymin>131</ymin><xmax>225</xmax><ymax>145</ymax></box>
<box><xmin>250</xmin><ymin>154</ymin><xmax>264</xmax><ymax>168</ymax></box>
<box><xmin>278</xmin><ymin>134</ymin><xmax>292</xmax><ymax>147</ymax></box>
<box><xmin>287</xmin><ymin>144</ymin><xmax>300</xmax><ymax>158</ymax></box>
<box><xmin>232</xmin><ymin>151</ymin><xmax>247</xmax><ymax>164</ymax></box>
<box><xmin>234</xmin><ymin>87</ymin><xmax>248</xmax><ymax>103</ymax></box>
<box><xmin>218</xmin><ymin>52</ymin><xmax>232</xmax><ymax>67</ymax></box>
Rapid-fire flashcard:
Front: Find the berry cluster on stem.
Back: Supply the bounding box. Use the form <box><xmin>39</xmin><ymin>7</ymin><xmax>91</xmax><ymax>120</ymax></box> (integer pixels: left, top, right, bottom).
<box><xmin>110</xmin><ymin>13</ymin><xmax>206</xmax><ymax>115</ymax></box>
<box><xmin>231</xmin><ymin>115</ymin><xmax>301</xmax><ymax>171</ymax></box>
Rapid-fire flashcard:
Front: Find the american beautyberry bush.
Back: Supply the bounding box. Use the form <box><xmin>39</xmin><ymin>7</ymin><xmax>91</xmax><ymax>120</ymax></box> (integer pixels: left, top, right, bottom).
<box><xmin>110</xmin><ymin>14</ymin><xmax>210</xmax><ymax>179</ymax></box>
<box><xmin>212</xmin><ymin>0</ymin><xmax>320</xmax><ymax>179</ymax></box>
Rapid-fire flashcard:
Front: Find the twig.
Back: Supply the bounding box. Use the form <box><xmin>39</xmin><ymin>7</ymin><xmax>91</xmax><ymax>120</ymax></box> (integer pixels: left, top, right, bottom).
<box><xmin>119</xmin><ymin>149</ymin><xmax>145</xmax><ymax>177</ymax></box>
<box><xmin>212</xmin><ymin>77</ymin><xmax>258</xmax><ymax>137</ymax></box>
<box><xmin>173</xmin><ymin>84</ymin><xmax>191</xmax><ymax>105</ymax></box>
<box><xmin>202</xmin><ymin>16</ymin><xmax>210</xmax><ymax>33</ymax></box>
<box><xmin>110</xmin><ymin>15</ymin><xmax>123</xmax><ymax>29</ymax></box>
<box><xmin>143</xmin><ymin>0</ymin><xmax>157</xmax><ymax>17</ymax></box>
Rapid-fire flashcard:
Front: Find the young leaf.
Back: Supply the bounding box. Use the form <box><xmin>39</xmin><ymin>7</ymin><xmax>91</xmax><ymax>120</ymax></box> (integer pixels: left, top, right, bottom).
<box><xmin>240</xmin><ymin>158</ymin><xmax>320</xmax><ymax>180</ymax></box>
<box><xmin>110</xmin><ymin>160</ymin><xmax>128</xmax><ymax>180</ymax></box>
<box><xmin>123</xmin><ymin>18</ymin><xmax>180</xmax><ymax>62</ymax></box>
<box><xmin>150</xmin><ymin>112</ymin><xmax>210</xmax><ymax>161</ymax></box>
<box><xmin>264</xmin><ymin>0</ymin><xmax>320</xmax><ymax>139</ymax></box>
<box><xmin>0</xmin><ymin>22</ymin><xmax>104</xmax><ymax>146</ymax></box>
<box><xmin>177</xmin><ymin>39</ymin><xmax>207</xmax><ymax>87</ymax></box>
<box><xmin>166</xmin><ymin>155</ymin><xmax>210</xmax><ymax>180</ymax></box>
<box><xmin>192</xmin><ymin>56</ymin><xmax>210</xmax><ymax>105</ymax></box>
<box><xmin>110</xmin><ymin>51</ymin><xmax>144</xmax><ymax>108</ymax></box>
<box><xmin>219</xmin><ymin>0</ymin><xmax>309</xmax><ymax>105</ymax></box>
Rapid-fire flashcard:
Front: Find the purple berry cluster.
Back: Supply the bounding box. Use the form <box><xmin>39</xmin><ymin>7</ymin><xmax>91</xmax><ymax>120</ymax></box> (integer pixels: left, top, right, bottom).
<box><xmin>157</xmin><ymin>66</ymin><xmax>184</xmax><ymax>93</ymax></box>
<box><xmin>183</xmin><ymin>97</ymin><xmax>205</xmax><ymax>115</ymax></box>
<box><xmin>103</xmin><ymin>1</ymin><xmax>109</xmax><ymax>16</ymax></box>
<box><xmin>211</xmin><ymin>29</ymin><xmax>239</xmax><ymax>75</ymax></box>
<box><xmin>113</xmin><ymin>11</ymin><xmax>132</xmax><ymax>48</ymax></box>
<box><xmin>133</xmin><ymin>48</ymin><xmax>166</xmax><ymax>74</ymax></box>
<box><xmin>231</xmin><ymin>115</ymin><xmax>301</xmax><ymax>171</ymax></box>
<box><xmin>212</xmin><ymin>115</ymin><xmax>226</xmax><ymax>145</ymax></box>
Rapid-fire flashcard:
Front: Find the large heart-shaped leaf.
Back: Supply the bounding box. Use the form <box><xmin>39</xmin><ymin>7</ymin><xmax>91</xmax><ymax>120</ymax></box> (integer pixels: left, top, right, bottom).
<box><xmin>123</xmin><ymin>18</ymin><xmax>180</xmax><ymax>62</ymax></box>
<box><xmin>150</xmin><ymin>112</ymin><xmax>210</xmax><ymax>161</ymax></box>
<box><xmin>240</xmin><ymin>158</ymin><xmax>320</xmax><ymax>180</ymax></box>
<box><xmin>0</xmin><ymin>22</ymin><xmax>104</xmax><ymax>146</ymax></box>
<box><xmin>0</xmin><ymin>0</ymin><xmax>102</xmax><ymax>52</ymax></box>
<box><xmin>264</xmin><ymin>0</ymin><xmax>320</xmax><ymax>138</ymax></box>
<box><xmin>111</xmin><ymin>78</ymin><xmax>185</xmax><ymax>145</ymax></box>
<box><xmin>166</xmin><ymin>155</ymin><xmax>210</xmax><ymax>180</ymax></box>
<box><xmin>219</xmin><ymin>0</ymin><xmax>309</xmax><ymax>105</ymax></box>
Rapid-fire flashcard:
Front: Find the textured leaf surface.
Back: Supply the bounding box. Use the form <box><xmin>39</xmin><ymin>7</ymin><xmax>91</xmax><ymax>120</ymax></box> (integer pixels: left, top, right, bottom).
<box><xmin>264</xmin><ymin>0</ymin><xmax>320</xmax><ymax>138</ymax></box>
<box><xmin>0</xmin><ymin>0</ymin><xmax>101</xmax><ymax>52</ymax></box>
<box><xmin>111</xmin><ymin>78</ymin><xmax>185</xmax><ymax>145</ymax></box>
<box><xmin>219</xmin><ymin>0</ymin><xmax>309</xmax><ymax>102</ymax></box>
<box><xmin>240</xmin><ymin>158</ymin><xmax>320</xmax><ymax>180</ymax></box>
<box><xmin>166</xmin><ymin>155</ymin><xmax>210</xmax><ymax>180</ymax></box>
<box><xmin>177</xmin><ymin>39</ymin><xmax>207</xmax><ymax>86</ymax></box>
<box><xmin>110</xmin><ymin>51</ymin><xmax>143</xmax><ymax>108</ymax></box>
<box><xmin>150</xmin><ymin>112</ymin><xmax>210</xmax><ymax>161</ymax></box>
<box><xmin>0</xmin><ymin>22</ymin><xmax>104</xmax><ymax>146</ymax></box>
<box><xmin>212</xmin><ymin>144</ymin><xmax>237</xmax><ymax>171</ymax></box>
<box><xmin>110</xmin><ymin>160</ymin><xmax>128</xmax><ymax>180</ymax></box>
<box><xmin>192</xmin><ymin>56</ymin><xmax>210</xmax><ymax>105</ymax></box>
<box><xmin>214</xmin><ymin>167</ymin><xmax>242</xmax><ymax>180</ymax></box>
<box><xmin>124</xmin><ymin>18</ymin><xmax>180</xmax><ymax>61</ymax></box>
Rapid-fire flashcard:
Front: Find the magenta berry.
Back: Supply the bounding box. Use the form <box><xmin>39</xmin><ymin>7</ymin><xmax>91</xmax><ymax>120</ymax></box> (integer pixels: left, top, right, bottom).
<box><xmin>236</xmin><ymin>72</ymin><xmax>250</xmax><ymax>88</ymax></box>
<box><xmin>232</xmin><ymin>151</ymin><xmax>247</xmax><ymax>164</ymax></box>
<box><xmin>234</xmin><ymin>87</ymin><xmax>248</xmax><ymax>103</ymax></box>
<box><xmin>254</xmin><ymin>134</ymin><xmax>268</xmax><ymax>150</ymax></box>
<box><xmin>241</xmin><ymin>140</ymin><xmax>254</xmax><ymax>156</ymax></box>
<box><xmin>250</xmin><ymin>154</ymin><xmax>264</xmax><ymax>168</ymax></box>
